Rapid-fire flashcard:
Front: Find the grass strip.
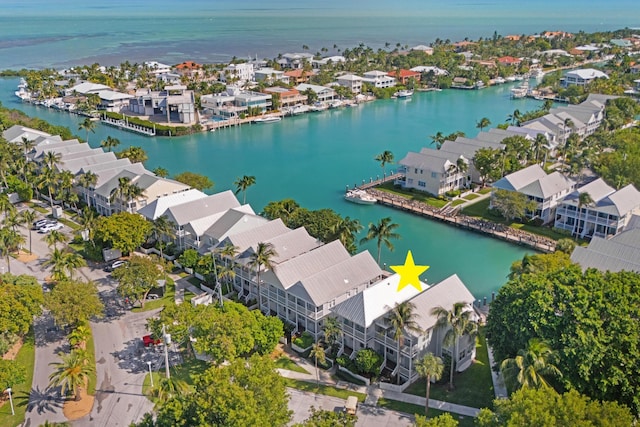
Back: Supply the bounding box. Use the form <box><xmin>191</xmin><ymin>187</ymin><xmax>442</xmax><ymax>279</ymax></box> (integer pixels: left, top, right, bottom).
<box><xmin>275</xmin><ymin>356</ymin><xmax>309</xmax><ymax>374</ymax></box>
<box><xmin>283</xmin><ymin>378</ymin><xmax>366</xmax><ymax>402</ymax></box>
<box><xmin>378</xmin><ymin>398</ymin><xmax>476</xmax><ymax>427</ymax></box>
<box><xmin>0</xmin><ymin>332</ymin><xmax>35</xmax><ymax>427</ymax></box>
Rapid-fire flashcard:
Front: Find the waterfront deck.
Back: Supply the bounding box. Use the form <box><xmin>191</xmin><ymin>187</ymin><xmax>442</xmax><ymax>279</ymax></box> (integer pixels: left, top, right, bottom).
<box><xmin>101</xmin><ymin>116</ymin><xmax>156</xmax><ymax>136</ymax></box>
<box><xmin>362</xmin><ymin>187</ymin><xmax>556</xmax><ymax>253</ymax></box>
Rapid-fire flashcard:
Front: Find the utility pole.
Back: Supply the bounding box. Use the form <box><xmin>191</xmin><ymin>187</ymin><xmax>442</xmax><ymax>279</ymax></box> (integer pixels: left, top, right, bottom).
<box><xmin>162</xmin><ymin>324</ymin><xmax>171</xmax><ymax>379</ymax></box>
<box><xmin>212</xmin><ymin>252</ymin><xmax>223</xmax><ymax>307</ymax></box>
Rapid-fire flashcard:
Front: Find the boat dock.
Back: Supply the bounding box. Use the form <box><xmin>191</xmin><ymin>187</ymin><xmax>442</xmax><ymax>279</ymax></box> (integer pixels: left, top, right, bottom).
<box><xmin>360</xmin><ymin>186</ymin><xmax>556</xmax><ymax>253</ymax></box>
<box><xmin>101</xmin><ymin>116</ymin><xmax>156</xmax><ymax>136</ymax></box>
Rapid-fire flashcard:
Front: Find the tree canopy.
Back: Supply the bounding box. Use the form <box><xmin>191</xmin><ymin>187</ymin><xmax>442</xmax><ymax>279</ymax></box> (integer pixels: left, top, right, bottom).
<box><xmin>45</xmin><ymin>280</ymin><xmax>103</xmax><ymax>327</ymax></box>
<box><xmin>293</xmin><ymin>407</ymin><xmax>357</xmax><ymax>427</ymax></box>
<box><xmin>95</xmin><ymin>211</ymin><xmax>151</xmax><ymax>255</ymax></box>
<box><xmin>111</xmin><ymin>255</ymin><xmax>163</xmax><ymax>308</ymax></box>
<box><xmin>174</xmin><ymin>171</ymin><xmax>214</xmax><ymax>191</ymax></box>
<box><xmin>0</xmin><ymin>273</ymin><xmax>43</xmax><ymax>337</ymax></box>
<box><xmin>487</xmin><ymin>258</ymin><xmax>640</xmax><ymax>415</ymax></box>
<box><xmin>490</xmin><ymin>189</ymin><xmax>537</xmax><ymax>222</ymax></box>
<box><xmin>477</xmin><ymin>388</ymin><xmax>633</xmax><ymax>427</ymax></box>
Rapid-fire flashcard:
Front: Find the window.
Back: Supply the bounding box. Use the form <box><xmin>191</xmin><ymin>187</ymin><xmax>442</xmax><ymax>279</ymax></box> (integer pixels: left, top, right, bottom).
<box><xmin>414</xmin><ymin>168</ymin><xmax>418</xmax><ymax>174</ymax></box>
<box><xmin>431</xmin><ymin>172</ymin><xmax>437</xmax><ymax>178</ymax></box>
<box><xmin>418</xmin><ymin>181</ymin><xmax>426</xmax><ymax>188</ymax></box>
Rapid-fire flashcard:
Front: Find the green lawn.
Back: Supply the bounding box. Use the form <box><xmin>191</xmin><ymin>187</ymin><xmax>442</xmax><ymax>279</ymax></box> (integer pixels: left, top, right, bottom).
<box><xmin>142</xmin><ymin>358</ymin><xmax>210</xmax><ymax>397</ymax></box>
<box><xmin>57</xmin><ymin>217</ymin><xmax>82</xmax><ymax>231</ymax></box>
<box><xmin>86</xmin><ymin>329</ymin><xmax>97</xmax><ymax>394</ymax></box>
<box><xmin>478</xmin><ymin>187</ymin><xmax>492</xmax><ymax>195</ymax></box>
<box><xmin>333</xmin><ymin>369</ymin><xmax>367</xmax><ymax>386</ymax></box>
<box><xmin>283</xmin><ymin>378</ymin><xmax>366</xmax><ymax>402</ymax></box>
<box><xmin>461</xmin><ymin>199</ymin><xmax>569</xmax><ymax>242</ymax></box>
<box><xmin>463</xmin><ymin>193</ymin><xmax>480</xmax><ymax>201</ymax></box>
<box><xmin>451</xmin><ymin>199</ymin><xmax>466</xmax><ymax>207</ymax></box>
<box><xmin>377</xmin><ymin>398</ymin><xmax>475</xmax><ymax>427</ymax></box>
<box><xmin>132</xmin><ymin>281</ymin><xmax>176</xmax><ymax>313</ymax></box>
<box><xmin>375</xmin><ymin>182</ymin><xmax>448</xmax><ymax>208</ymax></box>
<box><xmin>275</xmin><ymin>356</ymin><xmax>309</xmax><ymax>374</ymax></box>
<box><xmin>405</xmin><ymin>329</ymin><xmax>494</xmax><ymax>410</ymax></box>
<box><xmin>27</xmin><ymin>203</ymin><xmax>48</xmax><ymax>214</ymax></box>
<box><xmin>0</xmin><ymin>333</ymin><xmax>35</xmax><ymax>427</ymax></box>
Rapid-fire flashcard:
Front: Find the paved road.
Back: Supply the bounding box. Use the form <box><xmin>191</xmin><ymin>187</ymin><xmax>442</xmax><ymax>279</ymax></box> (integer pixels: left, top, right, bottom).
<box><xmin>288</xmin><ymin>388</ymin><xmax>414</xmax><ymax>427</ymax></box>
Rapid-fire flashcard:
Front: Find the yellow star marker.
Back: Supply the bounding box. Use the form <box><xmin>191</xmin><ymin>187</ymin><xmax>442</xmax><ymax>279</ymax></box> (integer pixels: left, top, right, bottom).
<box><xmin>390</xmin><ymin>251</ymin><xmax>429</xmax><ymax>292</ymax></box>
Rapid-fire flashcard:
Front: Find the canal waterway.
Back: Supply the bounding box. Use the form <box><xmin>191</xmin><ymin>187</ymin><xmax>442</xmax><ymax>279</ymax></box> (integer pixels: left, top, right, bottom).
<box><xmin>0</xmin><ymin>77</ymin><xmax>538</xmax><ymax>299</ymax></box>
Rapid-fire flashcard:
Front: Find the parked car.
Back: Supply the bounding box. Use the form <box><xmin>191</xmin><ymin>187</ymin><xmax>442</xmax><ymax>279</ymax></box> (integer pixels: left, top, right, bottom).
<box><xmin>38</xmin><ymin>222</ymin><xmax>64</xmax><ymax>233</ymax></box>
<box><xmin>104</xmin><ymin>260</ymin><xmax>128</xmax><ymax>272</ymax></box>
<box><xmin>146</xmin><ymin>294</ymin><xmax>160</xmax><ymax>300</ymax></box>
<box><xmin>344</xmin><ymin>396</ymin><xmax>358</xmax><ymax>415</ymax></box>
<box><xmin>33</xmin><ymin>219</ymin><xmax>56</xmax><ymax>229</ymax></box>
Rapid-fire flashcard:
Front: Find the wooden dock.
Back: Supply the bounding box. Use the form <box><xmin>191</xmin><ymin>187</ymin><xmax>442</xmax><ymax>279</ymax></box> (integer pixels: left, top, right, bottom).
<box><xmin>366</xmin><ymin>189</ymin><xmax>556</xmax><ymax>253</ymax></box>
<box><xmin>101</xmin><ymin>116</ymin><xmax>156</xmax><ymax>136</ymax></box>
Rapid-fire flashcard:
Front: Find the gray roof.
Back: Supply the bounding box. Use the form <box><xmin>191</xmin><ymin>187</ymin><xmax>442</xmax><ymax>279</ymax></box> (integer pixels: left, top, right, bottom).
<box><xmin>493</xmin><ymin>164</ymin><xmax>548</xmax><ymax>192</ymax></box>
<box><xmin>219</xmin><ymin>219</ymin><xmax>290</xmax><ymax>256</ymax></box>
<box><xmin>262</xmin><ymin>240</ymin><xmax>351</xmax><ymax>290</ymax></box>
<box><xmin>137</xmin><ymin>189</ymin><xmax>207</xmax><ymax>220</ymax></box>
<box><xmin>400</xmin><ymin>150</ymin><xmax>459</xmax><ymax>173</ymax></box>
<box><xmin>288</xmin><ymin>251</ymin><xmax>383</xmax><ymax>306</ymax></box>
<box><xmin>604</xmin><ymin>185</ymin><xmax>640</xmax><ymax>216</ymax></box>
<box><xmin>409</xmin><ymin>274</ymin><xmax>475</xmax><ymax>332</ymax></box>
<box><xmin>58</xmin><ymin>147</ymin><xmax>105</xmax><ymax>162</ymax></box>
<box><xmin>571</xmin><ymin>229</ymin><xmax>640</xmax><ymax>273</ymax></box>
<box><xmin>33</xmin><ymin>139</ymin><xmax>84</xmax><ymax>159</ymax></box>
<box><xmin>201</xmin><ymin>209</ymin><xmax>267</xmax><ymax>244</ymax></box>
<box><xmin>561</xmin><ymin>178</ymin><xmax>615</xmax><ymax>206</ymax></box>
<box><xmin>2</xmin><ymin>125</ymin><xmax>51</xmax><ymax>143</ymax></box>
<box><xmin>519</xmin><ymin>172</ymin><xmax>575</xmax><ymax>199</ymax></box>
<box><xmin>60</xmin><ymin>152</ymin><xmax>120</xmax><ymax>174</ymax></box>
<box><xmin>94</xmin><ymin>169</ymin><xmax>139</xmax><ymax>198</ymax></box>
<box><xmin>185</xmin><ymin>204</ymin><xmax>256</xmax><ymax>239</ymax></box>
<box><xmin>165</xmin><ymin>191</ymin><xmax>240</xmax><ymax>226</ymax></box>
<box><xmin>251</xmin><ymin>226</ymin><xmax>322</xmax><ymax>265</ymax></box>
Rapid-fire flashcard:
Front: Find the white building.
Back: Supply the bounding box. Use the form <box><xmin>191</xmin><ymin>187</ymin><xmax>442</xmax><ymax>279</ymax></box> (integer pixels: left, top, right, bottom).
<box><xmin>129</xmin><ymin>85</ymin><xmax>196</xmax><ymax>124</ymax></box>
<box><xmin>221</xmin><ymin>63</ymin><xmax>255</xmax><ymax>84</ymax></box>
<box><xmin>277</xmin><ymin>53</ymin><xmax>314</xmax><ymax>69</ymax></box>
<box><xmin>295</xmin><ymin>83</ymin><xmax>336</xmax><ymax>103</ymax></box>
<box><xmin>336</xmin><ymin>74</ymin><xmax>363</xmax><ymax>94</ymax></box>
<box><xmin>560</xmin><ymin>68</ymin><xmax>608</xmax><ymax>87</ymax></box>
<box><xmin>554</xmin><ymin>179</ymin><xmax>640</xmax><ymax>239</ymax></box>
<box><xmin>492</xmin><ymin>164</ymin><xmax>576</xmax><ymax>224</ymax></box>
<box><xmin>254</xmin><ymin>68</ymin><xmax>289</xmax><ymax>85</ymax></box>
<box><xmin>361</xmin><ymin>71</ymin><xmax>396</xmax><ymax>88</ymax></box>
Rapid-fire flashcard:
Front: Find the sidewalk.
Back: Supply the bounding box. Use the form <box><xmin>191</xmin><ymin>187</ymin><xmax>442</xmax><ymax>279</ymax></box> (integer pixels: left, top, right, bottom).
<box><xmin>279</xmin><ymin>346</ymin><xmax>480</xmax><ymax>418</ymax></box>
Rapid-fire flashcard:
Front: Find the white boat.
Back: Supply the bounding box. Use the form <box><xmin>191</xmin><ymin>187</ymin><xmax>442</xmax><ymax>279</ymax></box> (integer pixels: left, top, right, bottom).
<box><xmin>505</xmin><ymin>76</ymin><xmax>517</xmax><ymax>82</ymax></box>
<box><xmin>494</xmin><ymin>77</ymin><xmax>506</xmax><ymax>85</ymax></box>
<box><xmin>394</xmin><ymin>89</ymin><xmax>414</xmax><ymax>98</ymax></box>
<box><xmin>287</xmin><ymin>104</ymin><xmax>310</xmax><ymax>115</ymax></box>
<box><xmin>253</xmin><ymin>116</ymin><xmax>282</xmax><ymax>124</ymax></box>
<box><xmin>510</xmin><ymin>81</ymin><xmax>529</xmax><ymax>99</ymax></box>
<box><xmin>328</xmin><ymin>100</ymin><xmax>344</xmax><ymax>109</ymax></box>
<box><xmin>532</xmin><ymin>68</ymin><xmax>545</xmax><ymax>79</ymax></box>
<box><xmin>14</xmin><ymin>78</ymin><xmax>30</xmax><ymax>100</ymax></box>
<box><xmin>344</xmin><ymin>189</ymin><xmax>377</xmax><ymax>205</ymax></box>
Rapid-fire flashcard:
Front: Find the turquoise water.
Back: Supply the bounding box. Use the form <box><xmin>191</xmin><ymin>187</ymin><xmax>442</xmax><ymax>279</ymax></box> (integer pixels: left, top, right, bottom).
<box><xmin>0</xmin><ymin>0</ymin><xmax>638</xmax><ymax>69</ymax></box>
<box><xmin>0</xmin><ymin>77</ymin><xmax>536</xmax><ymax>299</ymax></box>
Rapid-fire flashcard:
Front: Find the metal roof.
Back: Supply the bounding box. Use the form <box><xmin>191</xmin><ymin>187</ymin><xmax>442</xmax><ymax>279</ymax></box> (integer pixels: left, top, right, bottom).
<box><xmin>571</xmin><ymin>229</ymin><xmax>640</xmax><ymax>273</ymax></box>
<box><xmin>201</xmin><ymin>209</ymin><xmax>268</xmax><ymax>244</ymax></box>
<box><xmin>165</xmin><ymin>191</ymin><xmax>240</xmax><ymax>226</ymax></box>
<box><xmin>137</xmin><ymin>188</ymin><xmax>207</xmax><ymax>220</ymax></box>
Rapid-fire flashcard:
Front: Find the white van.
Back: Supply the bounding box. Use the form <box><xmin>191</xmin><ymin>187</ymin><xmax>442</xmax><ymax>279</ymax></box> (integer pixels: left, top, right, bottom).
<box><xmin>344</xmin><ymin>396</ymin><xmax>358</xmax><ymax>415</ymax></box>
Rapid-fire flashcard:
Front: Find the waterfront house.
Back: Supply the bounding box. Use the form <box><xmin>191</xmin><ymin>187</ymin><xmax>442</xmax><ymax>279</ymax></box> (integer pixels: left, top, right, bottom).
<box><xmin>2</xmin><ymin>125</ymin><xmax>53</xmax><ymax>143</ymax></box>
<box><xmin>332</xmin><ymin>273</ymin><xmax>476</xmax><ymax>386</ymax></box>
<box><xmin>410</xmin><ymin>66</ymin><xmax>449</xmax><ymax>77</ymax></box>
<box><xmin>570</xmin><ymin>216</ymin><xmax>640</xmax><ymax>273</ymax></box>
<box><xmin>491</xmin><ymin>165</ymin><xmax>575</xmax><ymax>224</ymax></box>
<box><xmin>295</xmin><ymin>84</ymin><xmax>336</xmax><ymax>102</ymax></box>
<box><xmin>560</xmin><ymin>68</ymin><xmax>608</xmax><ymax>88</ymax></box>
<box><xmin>277</xmin><ymin>53</ymin><xmax>314</xmax><ymax>69</ymax></box>
<box><xmin>129</xmin><ymin>85</ymin><xmax>196</xmax><ymax>124</ymax></box>
<box><xmin>361</xmin><ymin>71</ymin><xmax>396</xmax><ymax>88</ymax></box>
<box><xmin>263</xmin><ymin>87</ymin><xmax>307</xmax><ymax>108</ymax></box>
<box><xmin>397</xmin><ymin>149</ymin><xmax>470</xmax><ymax>196</ymax></box>
<box><xmin>387</xmin><ymin>69</ymin><xmax>420</xmax><ymax>85</ymax></box>
<box><xmin>497</xmin><ymin>56</ymin><xmax>522</xmax><ymax>67</ymax></box>
<box><xmin>554</xmin><ymin>179</ymin><xmax>640</xmax><ymax>239</ymax></box>
<box><xmin>96</xmin><ymin>90</ymin><xmax>133</xmax><ymax>113</ymax></box>
<box><xmin>336</xmin><ymin>74</ymin><xmax>363</xmax><ymax>94</ymax></box>
<box><xmin>64</xmin><ymin>82</ymin><xmax>111</xmax><ymax>96</ymax></box>
<box><xmin>410</xmin><ymin>45</ymin><xmax>434</xmax><ymax>55</ymax></box>
<box><xmin>145</xmin><ymin>61</ymin><xmax>172</xmax><ymax>76</ymax></box>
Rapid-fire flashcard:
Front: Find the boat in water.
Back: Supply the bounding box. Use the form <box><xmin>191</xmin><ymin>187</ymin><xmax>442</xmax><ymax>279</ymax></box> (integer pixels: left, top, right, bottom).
<box><xmin>510</xmin><ymin>81</ymin><xmax>529</xmax><ymax>99</ymax></box>
<box><xmin>253</xmin><ymin>116</ymin><xmax>282</xmax><ymax>124</ymax></box>
<box><xmin>394</xmin><ymin>89</ymin><xmax>414</xmax><ymax>98</ymax></box>
<box><xmin>14</xmin><ymin>78</ymin><xmax>30</xmax><ymax>100</ymax></box>
<box><xmin>344</xmin><ymin>189</ymin><xmax>377</xmax><ymax>205</ymax></box>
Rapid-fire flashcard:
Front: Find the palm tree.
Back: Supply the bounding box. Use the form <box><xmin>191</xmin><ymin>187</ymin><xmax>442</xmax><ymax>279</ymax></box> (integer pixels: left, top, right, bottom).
<box><xmin>309</xmin><ymin>342</ymin><xmax>326</xmax><ymax>386</ymax></box>
<box><xmin>429</xmin><ymin>132</ymin><xmax>445</xmax><ymax>150</ymax></box>
<box><xmin>360</xmin><ymin>217</ymin><xmax>400</xmax><ymax>265</ymax></box>
<box><xmin>322</xmin><ymin>317</ymin><xmax>343</xmax><ymax>352</ymax></box>
<box><xmin>77</xmin><ymin>171</ymin><xmax>98</xmax><ymax>205</ymax></box>
<box><xmin>415</xmin><ymin>353</ymin><xmax>444</xmax><ymax>416</ymax></box>
<box><xmin>0</xmin><ymin>193</ymin><xmax>15</xmax><ymax>219</ymax></box>
<box><xmin>45</xmin><ymin>230</ymin><xmax>69</xmax><ymax>251</ymax></box>
<box><xmin>49</xmin><ymin>350</ymin><xmax>95</xmax><ymax>401</ymax></box>
<box><xmin>43</xmin><ymin>150</ymin><xmax>63</xmax><ymax>171</ymax></box>
<box><xmin>149</xmin><ymin>376</ymin><xmax>189</xmax><ymax>406</ymax></box>
<box><xmin>110</xmin><ymin>177</ymin><xmax>143</xmax><ymax>213</ymax></box>
<box><xmin>64</xmin><ymin>252</ymin><xmax>86</xmax><ymax>280</ymax></box>
<box><xmin>234</xmin><ymin>175</ymin><xmax>256</xmax><ymax>204</ymax></box>
<box><xmin>37</xmin><ymin>166</ymin><xmax>59</xmax><ymax>212</ymax></box>
<box><xmin>0</xmin><ymin>227</ymin><xmax>24</xmax><ymax>273</ymax></box>
<box><xmin>3</xmin><ymin>210</ymin><xmax>25</xmax><ymax>232</ymax></box>
<box><xmin>67</xmin><ymin>324</ymin><xmax>91</xmax><ymax>350</ymax></box>
<box><xmin>78</xmin><ymin>207</ymin><xmax>97</xmax><ymax>246</ymax></box>
<box><xmin>152</xmin><ymin>167</ymin><xmax>170</xmax><ymax>178</ymax></box>
<box><xmin>78</xmin><ymin>118</ymin><xmax>96</xmax><ymax>143</ymax></box>
<box><xmin>375</xmin><ymin>150</ymin><xmax>394</xmax><ymax>177</ymax></box>
<box><xmin>500</xmin><ymin>338</ymin><xmax>561</xmax><ymax>391</ymax></box>
<box><xmin>506</xmin><ymin>109</ymin><xmax>521</xmax><ymax>126</ymax></box>
<box><xmin>431</xmin><ymin>302</ymin><xmax>478</xmax><ymax>390</ymax></box>
<box><xmin>574</xmin><ymin>192</ymin><xmax>594</xmax><ymax>240</ymax></box>
<box><xmin>100</xmin><ymin>136</ymin><xmax>120</xmax><ymax>152</ymax></box>
<box><xmin>150</xmin><ymin>216</ymin><xmax>175</xmax><ymax>259</ymax></box>
<box><xmin>388</xmin><ymin>301</ymin><xmax>422</xmax><ymax>383</ymax></box>
<box><xmin>533</xmin><ymin>134</ymin><xmax>548</xmax><ymax>164</ymax></box>
<box><xmin>21</xmin><ymin>209</ymin><xmax>36</xmax><ymax>254</ymax></box>
<box><xmin>476</xmin><ymin>117</ymin><xmax>491</xmax><ymax>131</ymax></box>
<box><xmin>44</xmin><ymin>249</ymin><xmax>69</xmax><ymax>282</ymax></box>
<box><xmin>247</xmin><ymin>242</ymin><xmax>278</xmax><ymax>310</ymax></box>
<box><xmin>330</xmin><ymin>216</ymin><xmax>363</xmax><ymax>254</ymax></box>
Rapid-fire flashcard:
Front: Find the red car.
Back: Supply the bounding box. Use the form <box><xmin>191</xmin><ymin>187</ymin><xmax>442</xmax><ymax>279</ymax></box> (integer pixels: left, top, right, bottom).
<box><xmin>142</xmin><ymin>335</ymin><xmax>161</xmax><ymax>347</ymax></box>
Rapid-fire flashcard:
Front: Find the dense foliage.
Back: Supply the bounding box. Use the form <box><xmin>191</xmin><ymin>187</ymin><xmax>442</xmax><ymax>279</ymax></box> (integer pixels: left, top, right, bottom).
<box><xmin>477</xmin><ymin>388</ymin><xmax>633</xmax><ymax>426</ymax></box>
<box><xmin>45</xmin><ymin>280</ymin><xmax>103</xmax><ymax>327</ymax></box>
<box><xmin>111</xmin><ymin>255</ymin><xmax>164</xmax><ymax>308</ymax></box>
<box><xmin>293</xmin><ymin>407</ymin><xmax>357</xmax><ymax>427</ymax></box>
<box><xmin>135</xmin><ymin>355</ymin><xmax>291</xmax><ymax>427</ymax></box>
<box><xmin>95</xmin><ymin>211</ymin><xmax>152</xmax><ymax>255</ymax></box>
<box><xmin>487</xmin><ymin>256</ymin><xmax>640</xmax><ymax>414</ymax></box>
<box><xmin>0</xmin><ymin>273</ymin><xmax>43</xmax><ymax>338</ymax></box>
<box><xmin>592</xmin><ymin>128</ymin><xmax>640</xmax><ymax>189</ymax></box>
<box><xmin>490</xmin><ymin>189</ymin><xmax>537</xmax><ymax>221</ymax></box>
<box><xmin>173</xmin><ymin>172</ymin><xmax>213</xmax><ymax>191</ymax></box>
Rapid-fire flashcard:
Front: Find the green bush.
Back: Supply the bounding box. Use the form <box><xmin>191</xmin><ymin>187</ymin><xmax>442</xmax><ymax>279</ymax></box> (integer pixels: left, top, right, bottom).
<box><xmin>354</xmin><ymin>348</ymin><xmax>383</xmax><ymax>377</ymax></box>
<box><xmin>103</xmin><ymin>112</ymin><xmax>196</xmax><ymax>136</ymax></box>
<box><xmin>178</xmin><ymin>249</ymin><xmax>200</xmax><ymax>269</ymax></box>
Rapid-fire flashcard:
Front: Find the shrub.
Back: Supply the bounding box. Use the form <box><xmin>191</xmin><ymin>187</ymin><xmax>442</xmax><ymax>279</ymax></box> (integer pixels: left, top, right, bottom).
<box><xmin>354</xmin><ymin>348</ymin><xmax>382</xmax><ymax>377</ymax></box>
<box><xmin>293</xmin><ymin>331</ymin><xmax>314</xmax><ymax>349</ymax></box>
<box><xmin>178</xmin><ymin>249</ymin><xmax>200</xmax><ymax>269</ymax></box>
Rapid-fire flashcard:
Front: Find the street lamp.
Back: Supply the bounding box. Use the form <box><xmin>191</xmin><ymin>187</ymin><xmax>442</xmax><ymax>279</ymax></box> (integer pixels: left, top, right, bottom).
<box><xmin>147</xmin><ymin>361</ymin><xmax>154</xmax><ymax>388</ymax></box>
<box><xmin>5</xmin><ymin>387</ymin><xmax>14</xmax><ymax>415</ymax></box>
<box><xmin>162</xmin><ymin>324</ymin><xmax>171</xmax><ymax>379</ymax></box>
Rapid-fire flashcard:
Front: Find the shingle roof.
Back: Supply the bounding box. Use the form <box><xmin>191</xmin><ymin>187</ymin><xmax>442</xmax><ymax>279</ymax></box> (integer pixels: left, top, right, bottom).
<box><xmin>137</xmin><ymin>189</ymin><xmax>207</xmax><ymax>220</ymax></box>
<box><xmin>288</xmin><ymin>251</ymin><xmax>383</xmax><ymax>306</ymax></box>
<box><xmin>262</xmin><ymin>240</ymin><xmax>351</xmax><ymax>290</ymax></box>
<box><xmin>400</xmin><ymin>150</ymin><xmax>458</xmax><ymax>173</ymax></box>
<box><xmin>166</xmin><ymin>191</ymin><xmax>240</xmax><ymax>226</ymax></box>
<box><xmin>260</xmin><ymin>227</ymin><xmax>322</xmax><ymax>265</ymax></box>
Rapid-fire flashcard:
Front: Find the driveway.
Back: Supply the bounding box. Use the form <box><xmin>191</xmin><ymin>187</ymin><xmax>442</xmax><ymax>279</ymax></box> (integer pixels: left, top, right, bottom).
<box><xmin>288</xmin><ymin>388</ymin><xmax>414</xmax><ymax>427</ymax></box>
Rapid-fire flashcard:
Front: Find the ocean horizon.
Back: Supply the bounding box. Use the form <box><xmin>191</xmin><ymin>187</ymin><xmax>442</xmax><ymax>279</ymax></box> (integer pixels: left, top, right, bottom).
<box><xmin>1</xmin><ymin>0</ymin><xmax>639</xmax><ymax>69</ymax></box>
